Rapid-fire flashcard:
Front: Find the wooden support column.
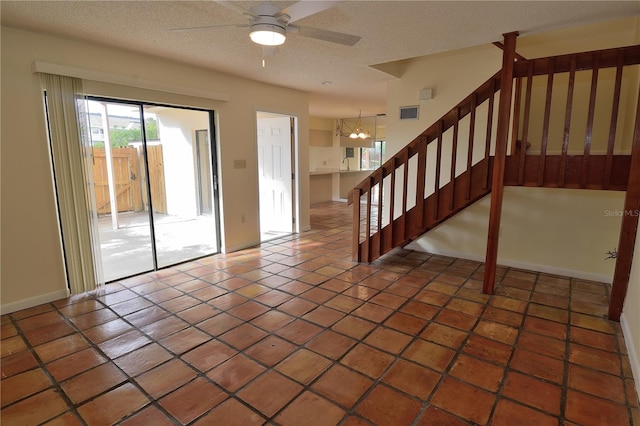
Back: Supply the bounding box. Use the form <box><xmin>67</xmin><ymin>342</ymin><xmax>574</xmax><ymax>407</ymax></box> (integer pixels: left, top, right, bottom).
<box><xmin>351</xmin><ymin>188</ymin><xmax>361</xmax><ymax>262</ymax></box>
<box><xmin>483</xmin><ymin>32</ymin><xmax>518</xmax><ymax>294</ymax></box>
<box><xmin>100</xmin><ymin>102</ymin><xmax>119</xmax><ymax>230</ymax></box>
<box><xmin>608</xmin><ymin>84</ymin><xmax>640</xmax><ymax>321</ymax></box>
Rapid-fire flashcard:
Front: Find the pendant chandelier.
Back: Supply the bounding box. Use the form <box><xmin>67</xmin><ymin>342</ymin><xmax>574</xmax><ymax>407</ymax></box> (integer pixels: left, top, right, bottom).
<box><xmin>340</xmin><ymin>111</ymin><xmax>371</xmax><ymax>139</ymax></box>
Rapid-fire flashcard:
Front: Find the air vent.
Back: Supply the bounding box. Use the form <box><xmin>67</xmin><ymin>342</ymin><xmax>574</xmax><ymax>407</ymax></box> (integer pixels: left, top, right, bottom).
<box><xmin>400</xmin><ymin>106</ymin><xmax>419</xmax><ymax>120</ymax></box>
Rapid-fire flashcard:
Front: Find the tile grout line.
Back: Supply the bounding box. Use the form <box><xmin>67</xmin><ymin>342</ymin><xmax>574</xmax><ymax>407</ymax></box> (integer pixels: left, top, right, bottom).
<box><xmin>2</xmin><ymin>203</ymin><xmax>637</xmax><ymax>425</ymax></box>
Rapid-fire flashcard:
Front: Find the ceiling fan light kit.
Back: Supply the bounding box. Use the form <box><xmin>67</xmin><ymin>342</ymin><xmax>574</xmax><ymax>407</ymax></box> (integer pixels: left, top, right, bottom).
<box><xmin>248</xmin><ymin>3</ymin><xmax>287</xmax><ymax>46</ymax></box>
<box><xmin>250</xmin><ymin>22</ymin><xmax>286</xmax><ymax>46</ymax></box>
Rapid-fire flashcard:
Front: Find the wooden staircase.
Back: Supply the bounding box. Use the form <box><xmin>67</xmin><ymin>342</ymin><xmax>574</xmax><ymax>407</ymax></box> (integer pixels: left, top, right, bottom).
<box><xmin>349</xmin><ymin>71</ymin><xmax>501</xmax><ymax>263</ymax></box>
<box><xmin>349</xmin><ymin>39</ymin><xmax>640</xmax><ymax>321</ymax></box>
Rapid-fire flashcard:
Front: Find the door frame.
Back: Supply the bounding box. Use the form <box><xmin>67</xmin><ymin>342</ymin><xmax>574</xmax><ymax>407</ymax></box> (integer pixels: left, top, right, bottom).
<box><xmin>255</xmin><ymin>110</ymin><xmax>299</xmax><ymax>240</ymax></box>
<box><xmin>195</xmin><ymin>129</ymin><xmax>214</xmax><ymax>215</ymax></box>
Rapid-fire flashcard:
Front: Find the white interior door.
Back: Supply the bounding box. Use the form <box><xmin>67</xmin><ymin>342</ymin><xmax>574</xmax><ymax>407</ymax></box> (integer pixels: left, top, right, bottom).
<box><xmin>257</xmin><ymin>114</ymin><xmax>293</xmax><ymax>237</ymax></box>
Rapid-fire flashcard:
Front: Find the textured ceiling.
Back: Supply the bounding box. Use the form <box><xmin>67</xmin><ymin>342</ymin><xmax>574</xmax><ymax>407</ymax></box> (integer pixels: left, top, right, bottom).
<box><xmin>2</xmin><ymin>1</ymin><xmax>639</xmax><ymax>118</ymax></box>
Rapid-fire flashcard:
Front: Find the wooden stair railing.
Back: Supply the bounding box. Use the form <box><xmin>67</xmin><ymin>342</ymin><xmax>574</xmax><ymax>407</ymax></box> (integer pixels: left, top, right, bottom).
<box><xmin>349</xmin><ymin>71</ymin><xmax>502</xmax><ymax>262</ymax></box>
<box><xmin>507</xmin><ymin>45</ymin><xmax>640</xmax><ymax>191</ymax></box>
<box><xmin>350</xmin><ymin>44</ymin><xmax>640</xmax><ymax>265</ymax></box>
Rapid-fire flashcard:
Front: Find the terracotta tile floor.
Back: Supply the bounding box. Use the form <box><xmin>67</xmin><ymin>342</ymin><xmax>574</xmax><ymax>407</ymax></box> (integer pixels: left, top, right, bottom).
<box><xmin>2</xmin><ymin>201</ymin><xmax>639</xmax><ymax>425</ymax></box>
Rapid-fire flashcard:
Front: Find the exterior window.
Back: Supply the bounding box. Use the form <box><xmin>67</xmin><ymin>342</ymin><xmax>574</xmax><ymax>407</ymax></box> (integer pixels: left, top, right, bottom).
<box><xmin>360</xmin><ymin>140</ymin><xmax>385</xmax><ymax>170</ymax></box>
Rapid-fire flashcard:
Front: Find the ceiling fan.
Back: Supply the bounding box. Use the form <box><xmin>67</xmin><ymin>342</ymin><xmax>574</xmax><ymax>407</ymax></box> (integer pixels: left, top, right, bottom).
<box><xmin>172</xmin><ymin>0</ymin><xmax>361</xmax><ymax>48</ymax></box>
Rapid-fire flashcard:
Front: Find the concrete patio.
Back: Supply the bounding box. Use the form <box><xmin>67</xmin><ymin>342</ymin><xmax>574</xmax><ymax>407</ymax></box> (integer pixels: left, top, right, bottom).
<box><xmin>98</xmin><ymin>211</ymin><xmax>218</xmax><ymax>282</ymax></box>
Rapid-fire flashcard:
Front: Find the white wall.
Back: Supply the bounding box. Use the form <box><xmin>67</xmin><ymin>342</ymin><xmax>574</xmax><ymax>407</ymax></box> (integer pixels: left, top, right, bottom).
<box><xmin>309</xmin><ymin>116</ymin><xmax>344</xmax><ymax>201</ymax></box>
<box><xmin>407</xmin><ymin>187</ymin><xmax>625</xmax><ymax>282</ymax></box>
<box><xmin>620</xmin><ymin>14</ymin><xmax>640</xmax><ymax>404</ymax></box>
<box><xmin>309</xmin><ymin>146</ymin><xmax>340</xmax><ymax>172</ymax></box>
<box><xmin>154</xmin><ymin>108</ymin><xmax>209</xmax><ymax>218</ymax></box>
<box><xmin>622</xmin><ymin>221</ymin><xmax>640</xmax><ymax>402</ymax></box>
<box><xmin>386</xmin><ymin>44</ymin><xmax>502</xmax><ymax>158</ymax></box>
<box><xmin>1</xmin><ymin>26</ymin><xmax>310</xmax><ymax>311</ymax></box>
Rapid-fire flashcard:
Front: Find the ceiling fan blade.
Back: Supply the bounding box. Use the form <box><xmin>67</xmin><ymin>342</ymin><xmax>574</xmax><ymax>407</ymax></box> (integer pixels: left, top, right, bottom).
<box><xmin>279</xmin><ymin>1</ymin><xmax>344</xmax><ymax>23</ymax></box>
<box><xmin>214</xmin><ymin>0</ymin><xmax>256</xmax><ymax>18</ymax></box>
<box><xmin>289</xmin><ymin>25</ymin><xmax>360</xmax><ymax>46</ymax></box>
<box><xmin>170</xmin><ymin>23</ymin><xmax>248</xmax><ymax>32</ymax></box>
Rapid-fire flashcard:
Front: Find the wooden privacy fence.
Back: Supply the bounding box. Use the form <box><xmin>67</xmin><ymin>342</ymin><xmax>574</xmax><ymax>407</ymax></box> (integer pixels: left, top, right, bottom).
<box><xmin>89</xmin><ymin>145</ymin><xmax>166</xmax><ymax>215</ymax></box>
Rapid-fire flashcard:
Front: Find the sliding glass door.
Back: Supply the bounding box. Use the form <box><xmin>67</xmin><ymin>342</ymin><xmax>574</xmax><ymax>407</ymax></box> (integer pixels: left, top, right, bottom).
<box><xmin>88</xmin><ymin>99</ymin><xmax>220</xmax><ymax>282</ymax></box>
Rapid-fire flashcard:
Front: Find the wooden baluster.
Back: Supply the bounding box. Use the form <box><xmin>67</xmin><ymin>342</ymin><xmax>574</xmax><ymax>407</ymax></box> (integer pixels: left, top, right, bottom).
<box><xmin>582</xmin><ymin>52</ymin><xmax>600</xmax><ymax>188</ymax></box>
<box><xmin>510</xmin><ymin>77</ymin><xmax>522</xmax><ymax>155</ymax></box>
<box><xmin>559</xmin><ymin>56</ymin><xmax>577</xmax><ymax>188</ymax></box>
<box><xmin>604</xmin><ymin>51</ymin><xmax>624</xmax><ymax>190</ymax></box>
<box><xmin>400</xmin><ymin>149</ymin><xmax>409</xmax><ymax>242</ymax></box>
<box><xmin>372</xmin><ymin>172</ymin><xmax>382</xmax><ymax>259</ymax></box>
<box><xmin>415</xmin><ymin>137</ymin><xmax>427</xmax><ymax>229</ymax></box>
<box><xmin>434</xmin><ymin>121</ymin><xmax>443</xmax><ymax>220</ymax></box>
<box><xmin>351</xmin><ymin>188</ymin><xmax>361</xmax><ymax>262</ymax></box>
<box><xmin>466</xmin><ymin>93</ymin><xmax>477</xmax><ymax>200</ymax></box>
<box><xmin>389</xmin><ymin>157</ymin><xmax>396</xmax><ymax>241</ymax></box>
<box><xmin>483</xmin><ymin>79</ymin><xmax>496</xmax><ymax>190</ymax></box>
<box><xmin>538</xmin><ymin>57</ymin><xmax>555</xmax><ymax>186</ymax></box>
<box><xmin>450</xmin><ymin>108</ymin><xmax>459</xmax><ymax>211</ymax></box>
<box><xmin>365</xmin><ymin>179</ymin><xmax>373</xmax><ymax>262</ymax></box>
<box><xmin>484</xmin><ymin>31</ymin><xmax>518</xmax><ymax>295</ymax></box>
<box><xmin>519</xmin><ymin>62</ymin><xmax>533</xmax><ymax>185</ymax></box>
<box><xmin>376</xmin><ymin>169</ymin><xmax>383</xmax><ymax>235</ymax></box>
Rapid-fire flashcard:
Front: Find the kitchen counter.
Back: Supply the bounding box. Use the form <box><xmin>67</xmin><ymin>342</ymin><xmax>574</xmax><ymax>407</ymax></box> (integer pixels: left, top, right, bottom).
<box><xmin>339</xmin><ymin>170</ymin><xmax>372</xmax><ymax>199</ymax></box>
<box><xmin>309</xmin><ymin>169</ymin><xmax>376</xmax><ymax>202</ymax></box>
<box><xmin>339</xmin><ymin>169</ymin><xmax>375</xmax><ymax>174</ymax></box>
<box><xmin>309</xmin><ymin>169</ymin><xmax>375</xmax><ymax>175</ymax></box>
<box><xmin>309</xmin><ymin>168</ymin><xmax>339</xmax><ymax>176</ymax></box>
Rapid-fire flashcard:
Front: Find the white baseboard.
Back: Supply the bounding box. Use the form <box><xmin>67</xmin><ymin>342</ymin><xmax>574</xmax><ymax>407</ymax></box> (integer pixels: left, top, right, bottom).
<box><xmin>1</xmin><ymin>289</ymin><xmax>69</xmax><ymax>315</ymax></box>
<box><xmin>407</xmin><ymin>245</ymin><xmax>613</xmax><ymax>284</ymax></box>
<box><xmin>620</xmin><ymin>312</ymin><xmax>640</xmax><ymax>405</ymax></box>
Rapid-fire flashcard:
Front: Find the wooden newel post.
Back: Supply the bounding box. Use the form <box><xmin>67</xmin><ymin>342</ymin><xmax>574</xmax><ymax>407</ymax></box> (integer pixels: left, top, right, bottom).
<box><xmin>483</xmin><ymin>32</ymin><xmax>519</xmax><ymax>294</ymax></box>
